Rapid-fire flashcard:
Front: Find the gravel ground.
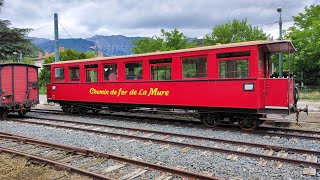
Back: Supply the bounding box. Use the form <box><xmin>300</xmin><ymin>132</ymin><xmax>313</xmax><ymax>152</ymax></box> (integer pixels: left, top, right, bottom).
<box><xmin>27</xmin><ymin>112</ymin><xmax>320</xmax><ymax>151</ymax></box>
<box><xmin>0</xmin><ymin>114</ymin><xmax>319</xmax><ymax>179</ymax></box>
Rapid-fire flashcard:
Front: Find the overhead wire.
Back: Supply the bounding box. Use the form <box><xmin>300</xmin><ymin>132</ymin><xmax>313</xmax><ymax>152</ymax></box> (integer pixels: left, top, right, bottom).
<box><xmin>58</xmin><ymin>21</ymin><xmax>99</xmax><ymax>54</ymax></box>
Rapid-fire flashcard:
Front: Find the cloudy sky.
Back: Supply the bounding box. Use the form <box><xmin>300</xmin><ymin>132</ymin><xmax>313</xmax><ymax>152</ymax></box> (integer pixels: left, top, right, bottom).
<box><xmin>1</xmin><ymin>0</ymin><xmax>318</xmax><ymax>39</ymax></box>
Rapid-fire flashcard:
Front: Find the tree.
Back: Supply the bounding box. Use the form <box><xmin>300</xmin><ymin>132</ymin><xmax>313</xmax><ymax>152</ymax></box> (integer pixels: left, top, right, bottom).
<box><xmin>131</xmin><ymin>37</ymin><xmax>164</xmax><ymax>54</ymax></box>
<box><xmin>131</xmin><ymin>28</ymin><xmax>196</xmax><ymax>54</ymax></box>
<box><xmin>0</xmin><ymin>0</ymin><xmax>34</xmax><ymax>61</ymax></box>
<box><xmin>39</xmin><ymin>49</ymin><xmax>96</xmax><ymax>91</ymax></box>
<box><xmin>285</xmin><ymin>5</ymin><xmax>320</xmax><ymax>85</ymax></box>
<box><xmin>204</xmin><ymin>19</ymin><xmax>270</xmax><ymax>45</ymax></box>
<box><xmin>161</xmin><ymin>29</ymin><xmax>195</xmax><ymax>50</ymax></box>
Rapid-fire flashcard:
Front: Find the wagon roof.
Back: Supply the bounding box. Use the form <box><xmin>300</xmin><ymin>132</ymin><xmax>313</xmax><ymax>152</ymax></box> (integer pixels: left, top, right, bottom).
<box><xmin>50</xmin><ymin>40</ymin><xmax>296</xmax><ymax>65</ymax></box>
<box><xmin>0</xmin><ymin>63</ymin><xmax>39</xmax><ymax>68</ymax></box>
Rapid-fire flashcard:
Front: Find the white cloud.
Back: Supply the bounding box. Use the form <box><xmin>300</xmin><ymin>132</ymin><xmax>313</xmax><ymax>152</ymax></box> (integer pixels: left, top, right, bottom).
<box><xmin>1</xmin><ymin>0</ymin><xmax>317</xmax><ymax>39</ymax></box>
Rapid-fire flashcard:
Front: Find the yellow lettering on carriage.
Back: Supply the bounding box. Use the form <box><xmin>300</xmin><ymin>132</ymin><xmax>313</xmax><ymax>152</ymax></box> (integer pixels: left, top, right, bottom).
<box><xmin>148</xmin><ymin>88</ymin><xmax>169</xmax><ymax>96</ymax></box>
<box><xmin>89</xmin><ymin>87</ymin><xmax>169</xmax><ymax>97</ymax></box>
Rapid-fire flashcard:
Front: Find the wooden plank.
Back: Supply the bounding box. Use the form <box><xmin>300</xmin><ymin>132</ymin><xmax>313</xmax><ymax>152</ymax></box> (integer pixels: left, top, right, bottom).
<box><xmin>46</xmin><ymin>153</ymin><xmax>66</xmax><ymax>161</ymax></box>
<box><xmin>101</xmin><ymin>164</ymin><xmax>125</xmax><ymax>173</ymax></box>
<box><xmin>180</xmin><ymin>147</ymin><xmax>191</xmax><ymax>153</ymax></box>
<box><xmin>143</xmin><ymin>141</ymin><xmax>153</xmax><ymax>145</ymax></box>
<box><xmin>112</xmin><ymin>136</ymin><xmax>120</xmax><ymax>140</ymax></box>
<box><xmin>258</xmin><ymin>150</ymin><xmax>274</xmax><ymax>166</ymax></box>
<box><xmin>160</xmin><ymin>144</ymin><xmax>171</xmax><ymax>149</ymax></box>
<box><xmin>142</xmin><ymin>133</ymin><xmax>154</xmax><ymax>138</ymax></box>
<box><xmin>274</xmin><ymin>151</ymin><xmax>288</xmax><ymax>168</ymax></box>
<box><xmin>200</xmin><ymin>151</ymin><xmax>211</xmax><ymax>156</ymax></box>
<box><xmin>126</xmin><ymin>139</ymin><xmax>136</xmax><ymax>143</ymax></box>
<box><xmin>19</xmin><ymin>145</ymin><xmax>39</xmax><ymax>151</ymax></box>
<box><xmin>120</xmin><ymin>168</ymin><xmax>148</xmax><ymax>180</ymax></box>
<box><xmin>77</xmin><ymin>158</ymin><xmax>105</xmax><ymax>169</ymax></box>
<box><xmin>303</xmin><ymin>155</ymin><xmax>317</xmax><ymax>176</ymax></box>
<box><xmin>155</xmin><ymin>174</ymin><xmax>173</xmax><ymax>180</ymax></box>
<box><xmin>159</xmin><ymin>135</ymin><xmax>171</xmax><ymax>140</ymax></box>
<box><xmin>58</xmin><ymin>155</ymin><xmax>83</xmax><ymax>163</ymax></box>
<box><xmin>92</xmin><ymin>127</ymin><xmax>103</xmax><ymax>131</ymax></box>
<box><xmin>175</xmin><ymin>138</ymin><xmax>184</xmax><ymax>143</ymax></box>
<box><xmin>227</xmin><ymin>146</ymin><xmax>248</xmax><ymax>160</ymax></box>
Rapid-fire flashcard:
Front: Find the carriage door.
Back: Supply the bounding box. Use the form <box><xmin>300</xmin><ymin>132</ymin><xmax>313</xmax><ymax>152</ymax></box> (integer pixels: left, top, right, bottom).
<box><xmin>27</xmin><ymin>66</ymin><xmax>39</xmax><ymax>102</ymax></box>
<box><xmin>13</xmin><ymin>65</ymin><xmax>27</xmax><ymax>103</ymax></box>
<box><xmin>0</xmin><ymin>66</ymin><xmax>13</xmax><ymax>104</ymax></box>
<box><xmin>259</xmin><ymin>49</ymin><xmax>270</xmax><ymax>107</ymax></box>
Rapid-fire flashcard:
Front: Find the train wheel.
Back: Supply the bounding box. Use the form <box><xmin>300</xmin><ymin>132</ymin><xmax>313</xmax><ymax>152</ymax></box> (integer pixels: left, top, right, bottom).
<box><xmin>238</xmin><ymin>117</ymin><xmax>258</xmax><ymax>131</ymax></box>
<box><xmin>0</xmin><ymin>111</ymin><xmax>6</xmax><ymax>119</ymax></box>
<box><xmin>202</xmin><ymin>114</ymin><xmax>219</xmax><ymax>127</ymax></box>
<box><xmin>18</xmin><ymin>110</ymin><xmax>26</xmax><ymax>117</ymax></box>
<box><xmin>92</xmin><ymin>109</ymin><xmax>100</xmax><ymax>115</ymax></box>
<box><xmin>92</xmin><ymin>106</ymin><xmax>101</xmax><ymax>114</ymax></box>
<box><xmin>61</xmin><ymin>105</ymin><xmax>70</xmax><ymax>113</ymax></box>
<box><xmin>79</xmin><ymin>107</ymin><xmax>88</xmax><ymax>115</ymax></box>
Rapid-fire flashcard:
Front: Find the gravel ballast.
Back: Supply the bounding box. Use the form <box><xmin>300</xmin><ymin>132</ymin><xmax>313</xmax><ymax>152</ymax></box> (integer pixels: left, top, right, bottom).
<box><xmin>0</xmin><ymin>112</ymin><xmax>319</xmax><ymax>179</ymax></box>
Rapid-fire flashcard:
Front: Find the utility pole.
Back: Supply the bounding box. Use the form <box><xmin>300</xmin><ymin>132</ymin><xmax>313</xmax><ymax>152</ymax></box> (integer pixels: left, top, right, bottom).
<box><xmin>277</xmin><ymin>7</ymin><xmax>283</xmax><ymax>78</ymax></box>
<box><xmin>54</xmin><ymin>13</ymin><xmax>60</xmax><ymax>62</ymax></box>
<box><xmin>19</xmin><ymin>52</ymin><xmax>22</xmax><ymax>63</ymax></box>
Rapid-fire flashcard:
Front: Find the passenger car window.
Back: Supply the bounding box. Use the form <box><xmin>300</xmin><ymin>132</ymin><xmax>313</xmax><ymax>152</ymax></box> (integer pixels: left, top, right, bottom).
<box><xmin>104</xmin><ymin>64</ymin><xmax>118</xmax><ymax>81</ymax></box>
<box><xmin>151</xmin><ymin>65</ymin><xmax>171</xmax><ymax>80</ymax></box>
<box><xmin>86</xmin><ymin>70</ymin><xmax>98</xmax><ymax>82</ymax></box>
<box><xmin>69</xmin><ymin>67</ymin><xmax>80</xmax><ymax>81</ymax></box>
<box><xmin>219</xmin><ymin>59</ymin><xmax>248</xmax><ymax>78</ymax></box>
<box><xmin>182</xmin><ymin>57</ymin><xmax>207</xmax><ymax>78</ymax></box>
<box><xmin>55</xmin><ymin>67</ymin><xmax>64</xmax><ymax>81</ymax></box>
<box><xmin>125</xmin><ymin>62</ymin><xmax>142</xmax><ymax>80</ymax></box>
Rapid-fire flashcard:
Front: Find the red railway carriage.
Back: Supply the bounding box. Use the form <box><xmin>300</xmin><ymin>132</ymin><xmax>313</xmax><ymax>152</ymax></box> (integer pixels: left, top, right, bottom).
<box><xmin>0</xmin><ymin>63</ymin><xmax>39</xmax><ymax>118</ymax></box>
<box><xmin>47</xmin><ymin>40</ymin><xmax>304</xmax><ymax>130</ymax></box>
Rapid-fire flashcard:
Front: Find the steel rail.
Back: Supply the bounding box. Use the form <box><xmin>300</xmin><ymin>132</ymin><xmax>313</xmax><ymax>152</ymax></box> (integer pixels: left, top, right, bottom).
<box><xmin>5</xmin><ymin>118</ymin><xmax>320</xmax><ymax>169</ymax></box>
<box><xmin>22</xmin><ymin>116</ymin><xmax>320</xmax><ymax>156</ymax></box>
<box><xmin>0</xmin><ymin>132</ymin><xmax>221</xmax><ymax>180</ymax></box>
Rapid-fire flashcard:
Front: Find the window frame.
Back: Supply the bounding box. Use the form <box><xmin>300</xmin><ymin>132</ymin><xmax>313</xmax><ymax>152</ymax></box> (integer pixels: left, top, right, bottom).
<box><xmin>181</xmin><ymin>55</ymin><xmax>208</xmax><ymax>80</ymax></box>
<box><xmin>85</xmin><ymin>68</ymin><xmax>98</xmax><ymax>83</ymax></box>
<box><xmin>68</xmin><ymin>66</ymin><xmax>80</xmax><ymax>82</ymax></box>
<box><xmin>54</xmin><ymin>67</ymin><xmax>64</xmax><ymax>82</ymax></box>
<box><xmin>125</xmin><ymin>61</ymin><xmax>143</xmax><ymax>81</ymax></box>
<box><xmin>218</xmin><ymin>56</ymin><xmax>250</xmax><ymax>79</ymax></box>
<box><xmin>150</xmin><ymin>62</ymin><xmax>172</xmax><ymax>81</ymax></box>
<box><xmin>103</xmin><ymin>63</ymin><xmax>118</xmax><ymax>81</ymax></box>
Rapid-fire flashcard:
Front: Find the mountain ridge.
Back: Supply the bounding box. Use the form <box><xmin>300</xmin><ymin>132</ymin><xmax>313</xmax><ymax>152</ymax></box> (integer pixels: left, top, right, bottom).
<box><xmin>29</xmin><ymin>35</ymin><xmax>200</xmax><ymax>57</ymax></box>
<box><xmin>29</xmin><ymin>35</ymin><xmax>144</xmax><ymax>56</ymax></box>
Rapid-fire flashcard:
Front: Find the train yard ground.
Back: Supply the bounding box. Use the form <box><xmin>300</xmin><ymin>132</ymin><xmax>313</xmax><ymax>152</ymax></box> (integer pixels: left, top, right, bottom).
<box><xmin>0</xmin><ymin>95</ymin><xmax>319</xmax><ymax>179</ymax></box>
<box><xmin>38</xmin><ymin>95</ymin><xmax>320</xmax><ymax>131</ymax></box>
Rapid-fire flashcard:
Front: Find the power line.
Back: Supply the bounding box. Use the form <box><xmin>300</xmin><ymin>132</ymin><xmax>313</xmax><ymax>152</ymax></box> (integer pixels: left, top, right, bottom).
<box><xmin>58</xmin><ymin>22</ymin><xmax>73</xmax><ymax>39</ymax></box>
<box><xmin>260</xmin><ymin>19</ymin><xmax>293</xmax><ymax>28</ymax></box>
<box><xmin>58</xmin><ymin>21</ymin><xmax>101</xmax><ymax>55</ymax></box>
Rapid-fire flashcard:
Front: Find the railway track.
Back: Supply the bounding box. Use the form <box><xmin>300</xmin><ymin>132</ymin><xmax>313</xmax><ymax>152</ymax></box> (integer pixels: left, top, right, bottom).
<box><xmin>4</xmin><ymin>116</ymin><xmax>320</xmax><ymax>175</ymax></box>
<box><xmin>30</xmin><ymin>108</ymin><xmax>320</xmax><ymax>141</ymax></box>
<box><xmin>0</xmin><ymin>131</ymin><xmax>220</xmax><ymax>180</ymax></box>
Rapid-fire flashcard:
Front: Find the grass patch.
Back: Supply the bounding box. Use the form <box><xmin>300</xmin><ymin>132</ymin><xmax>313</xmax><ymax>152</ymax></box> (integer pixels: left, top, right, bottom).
<box><xmin>39</xmin><ymin>86</ymin><xmax>46</xmax><ymax>95</ymax></box>
<box><xmin>299</xmin><ymin>88</ymin><xmax>320</xmax><ymax>101</ymax></box>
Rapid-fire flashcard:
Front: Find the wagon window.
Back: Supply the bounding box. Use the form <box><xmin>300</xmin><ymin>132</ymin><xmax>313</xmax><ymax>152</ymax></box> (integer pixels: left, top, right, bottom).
<box><xmin>69</xmin><ymin>67</ymin><xmax>80</xmax><ymax>81</ymax></box>
<box><xmin>104</xmin><ymin>64</ymin><xmax>118</xmax><ymax>81</ymax></box>
<box><xmin>125</xmin><ymin>62</ymin><xmax>142</xmax><ymax>80</ymax></box>
<box><xmin>55</xmin><ymin>67</ymin><xmax>64</xmax><ymax>81</ymax></box>
<box><xmin>151</xmin><ymin>65</ymin><xmax>171</xmax><ymax>80</ymax></box>
<box><xmin>219</xmin><ymin>59</ymin><xmax>248</xmax><ymax>78</ymax></box>
<box><xmin>86</xmin><ymin>70</ymin><xmax>98</xmax><ymax>82</ymax></box>
<box><xmin>182</xmin><ymin>57</ymin><xmax>207</xmax><ymax>78</ymax></box>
